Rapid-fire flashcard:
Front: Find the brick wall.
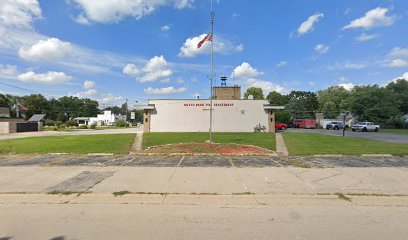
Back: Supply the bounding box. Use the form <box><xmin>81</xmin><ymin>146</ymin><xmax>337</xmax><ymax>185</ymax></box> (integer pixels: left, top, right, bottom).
<box><xmin>213</xmin><ymin>86</ymin><xmax>241</xmax><ymax>100</ymax></box>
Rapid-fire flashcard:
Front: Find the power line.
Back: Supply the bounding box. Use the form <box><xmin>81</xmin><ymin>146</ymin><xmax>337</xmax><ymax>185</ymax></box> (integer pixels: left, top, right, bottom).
<box><xmin>0</xmin><ymin>81</ymin><xmax>38</xmax><ymax>94</ymax></box>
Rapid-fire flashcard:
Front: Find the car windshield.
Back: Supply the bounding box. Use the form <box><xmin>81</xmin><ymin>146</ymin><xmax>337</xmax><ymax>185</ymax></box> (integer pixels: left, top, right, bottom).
<box><xmin>356</xmin><ymin>122</ymin><xmax>366</xmax><ymax>125</ymax></box>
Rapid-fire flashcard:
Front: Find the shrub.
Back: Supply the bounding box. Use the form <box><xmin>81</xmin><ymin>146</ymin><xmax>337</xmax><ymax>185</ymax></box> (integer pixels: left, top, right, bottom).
<box><xmin>90</xmin><ymin>124</ymin><xmax>97</xmax><ymax>129</ymax></box>
<box><xmin>44</xmin><ymin>119</ymin><xmax>55</xmax><ymax>126</ymax></box>
<box><xmin>65</xmin><ymin>120</ymin><xmax>78</xmax><ymax>127</ymax></box>
<box><xmin>115</xmin><ymin>120</ymin><xmax>126</xmax><ymax>127</ymax></box>
<box><xmin>54</xmin><ymin>121</ymin><xmax>63</xmax><ymax>127</ymax></box>
<box><xmin>79</xmin><ymin>125</ymin><xmax>88</xmax><ymax>129</ymax></box>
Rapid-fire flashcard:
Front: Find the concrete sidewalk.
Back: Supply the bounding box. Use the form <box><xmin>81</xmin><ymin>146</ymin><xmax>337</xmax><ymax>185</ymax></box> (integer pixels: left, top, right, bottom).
<box><xmin>0</xmin><ymin>127</ymin><xmax>142</xmax><ymax>140</ymax></box>
<box><xmin>1</xmin><ymin>166</ymin><xmax>407</xmax><ymax>196</ymax></box>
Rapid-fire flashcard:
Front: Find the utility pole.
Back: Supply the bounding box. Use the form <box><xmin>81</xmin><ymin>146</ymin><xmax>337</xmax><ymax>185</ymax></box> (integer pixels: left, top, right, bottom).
<box><xmin>125</xmin><ymin>98</ymin><xmax>128</xmax><ymax>128</ymax></box>
<box><xmin>209</xmin><ymin>2</ymin><xmax>215</xmax><ymax>145</ymax></box>
<box><xmin>15</xmin><ymin>100</ymin><xmax>20</xmax><ymax>118</ymax></box>
<box><xmin>342</xmin><ymin>112</ymin><xmax>347</xmax><ymax>137</ymax></box>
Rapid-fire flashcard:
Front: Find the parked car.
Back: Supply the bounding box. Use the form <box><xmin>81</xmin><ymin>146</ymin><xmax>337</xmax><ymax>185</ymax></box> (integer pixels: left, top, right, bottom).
<box><xmin>351</xmin><ymin>122</ymin><xmax>380</xmax><ymax>132</ymax></box>
<box><xmin>326</xmin><ymin>121</ymin><xmax>347</xmax><ymax>130</ymax></box>
<box><xmin>275</xmin><ymin>123</ymin><xmax>287</xmax><ymax>130</ymax></box>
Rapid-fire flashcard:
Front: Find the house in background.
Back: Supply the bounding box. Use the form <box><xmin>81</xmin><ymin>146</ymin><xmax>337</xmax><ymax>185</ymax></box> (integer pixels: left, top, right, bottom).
<box><xmin>74</xmin><ymin>111</ymin><xmax>125</xmax><ymax>126</ymax></box>
<box><xmin>0</xmin><ymin>107</ymin><xmax>10</xmax><ymax>118</ymax></box>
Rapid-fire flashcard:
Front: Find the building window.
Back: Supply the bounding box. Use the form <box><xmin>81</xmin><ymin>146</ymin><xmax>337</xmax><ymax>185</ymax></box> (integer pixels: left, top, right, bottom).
<box><xmin>270</xmin><ymin>118</ymin><xmax>274</xmax><ymax>122</ymax></box>
<box><xmin>241</xmin><ymin>110</ymin><xmax>245</xmax><ymax>114</ymax></box>
<box><xmin>145</xmin><ymin>118</ymin><xmax>148</xmax><ymax>123</ymax></box>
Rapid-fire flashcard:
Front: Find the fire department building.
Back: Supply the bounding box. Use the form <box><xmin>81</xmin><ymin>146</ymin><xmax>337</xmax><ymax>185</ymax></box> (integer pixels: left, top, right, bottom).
<box><xmin>142</xmin><ymin>85</ymin><xmax>283</xmax><ymax>133</ymax></box>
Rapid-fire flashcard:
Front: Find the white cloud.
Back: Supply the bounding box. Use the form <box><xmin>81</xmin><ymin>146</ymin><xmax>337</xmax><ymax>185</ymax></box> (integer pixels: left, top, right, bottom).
<box><xmin>390</xmin><ymin>72</ymin><xmax>408</xmax><ymax>83</ymax></box>
<box><xmin>308</xmin><ymin>81</ymin><xmax>316</xmax><ymax>86</ymax></box>
<box><xmin>73</xmin><ymin>88</ymin><xmax>98</xmax><ymax>98</ymax></box>
<box><xmin>297</xmin><ymin>13</ymin><xmax>324</xmax><ymax>36</ymax></box>
<box><xmin>144</xmin><ymin>86</ymin><xmax>186</xmax><ymax>95</ymax></box>
<box><xmin>338</xmin><ymin>83</ymin><xmax>355</xmax><ymax>91</ymax></box>
<box><xmin>160</xmin><ymin>79</ymin><xmax>171</xmax><ymax>83</ymax></box>
<box><xmin>139</xmin><ymin>55</ymin><xmax>172</xmax><ymax>82</ymax></box>
<box><xmin>98</xmin><ymin>93</ymin><xmax>124</xmax><ymax>105</ymax></box>
<box><xmin>74</xmin><ymin>13</ymin><xmax>91</xmax><ymax>25</ymax></box>
<box><xmin>384</xmin><ymin>47</ymin><xmax>408</xmax><ymax>68</ymax></box>
<box><xmin>178</xmin><ymin>33</ymin><xmax>242</xmax><ymax>58</ymax></box>
<box><xmin>0</xmin><ymin>64</ymin><xmax>18</xmax><ymax>79</ymax></box>
<box><xmin>0</xmin><ymin>0</ymin><xmax>42</xmax><ymax>28</ymax></box>
<box><xmin>175</xmin><ymin>78</ymin><xmax>184</xmax><ymax>84</ymax></box>
<box><xmin>18</xmin><ymin>38</ymin><xmax>73</xmax><ymax>61</ymax></box>
<box><xmin>122</xmin><ymin>63</ymin><xmax>140</xmax><ymax>77</ymax></box>
<box><xmin>339</xmin><ymin>76</ymin><xmax>349</xmax><ymax>82</ymax></box>
<box><xmin>314</xmin><ymin>44</ymin><xmax>330</xmax><ymax>54</ymax></box>
<box><xmin>161</xmin><ymin>24</ymin><xmax>171</xmax><ymax>32</ymax></box>
<box><xmin>387</xmin><ymin>47</ymin><xmax>408</xmax><ymax>58</ymax></box>
<box><xmin>17</xmin><ymin>71</ymin><xmax>73</xmax><ymax>84</ymax></box>
<box><xmin>384</xmin><ymin>59</ymin><xmax>408</xmax><ymax>68</ymax></box>
<box><xmin>276</xmin><ymin>61</ymin><xmax>288</xmax><ymax>68</ymax></box>
<box><xmin>230</xmin><ymin>62</ymin><xmax>285</xmax><ymax>94</ymax></box>
<box><xmin>247</xmin><ymin>79</ymin><xmax>285</xmax><ymax>94</ymax></box>
<box><xmin>71</xmin><ymin>0</ymin><xmax>194</xmax><ymax>24</ymax></box>
<box><xmin>123</xmin><ymin>56</ymin><xmax>173</xmax><ymax>82</ymax></box>
<box><xmin>343</xmin><ymin>7</ymin><xmax>395</xmax><ymax>30</ymax></box>
<box><xmin>231</xmin><ymin>62</ymin><xmax>262</xmax><ymax>80</ymax></box>
<box><xmin>234</xmin><ymin>44</ymin><xmax>244</xmax><ymax>52</ymax></box>
<box><xmin>327</xmin><ymin>62</ymin><xmax>367</xmax><ymax>71</ymax></box>
<box><xmin>355</xmin><ymin>32</ymin><xmax>378</xmax><ymax>42</ymax></box>
<box><xmin>84</xmin><ymin>80</ymin><xmax>96</xmax><ymax>89</ymax></box>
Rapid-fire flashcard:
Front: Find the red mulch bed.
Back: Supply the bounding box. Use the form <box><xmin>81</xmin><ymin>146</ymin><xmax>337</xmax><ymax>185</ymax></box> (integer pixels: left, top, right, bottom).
<box><xmin>144</xmin><ymin>143</ymin><xmax>271</xmax><ymax>154</ymax></box>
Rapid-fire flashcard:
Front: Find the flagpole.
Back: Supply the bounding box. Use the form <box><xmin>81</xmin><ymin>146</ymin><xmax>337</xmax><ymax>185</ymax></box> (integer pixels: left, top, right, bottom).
<box><xmin>209</xmin><ymin>2</ymin><xmax>214</xmax><ymax>145</ymax></box>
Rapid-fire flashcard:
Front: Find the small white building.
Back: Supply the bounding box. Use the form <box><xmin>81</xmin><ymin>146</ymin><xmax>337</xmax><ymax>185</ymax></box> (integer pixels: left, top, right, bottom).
<box><xmin>88</xmin><ymin>111</ymin><xmax>125</xmax><ymax>126</ymax></box>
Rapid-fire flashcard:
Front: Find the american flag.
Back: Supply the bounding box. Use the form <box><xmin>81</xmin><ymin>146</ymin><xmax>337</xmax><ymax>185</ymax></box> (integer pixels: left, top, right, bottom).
<box><xmin>197</xmin><ymin>33</ymin><xmax>213</xmax><ymax>48</ymax></box>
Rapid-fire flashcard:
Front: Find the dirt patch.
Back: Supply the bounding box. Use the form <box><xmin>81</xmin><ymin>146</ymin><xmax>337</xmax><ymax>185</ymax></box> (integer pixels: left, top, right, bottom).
<box><xmin>144</xmin><ymin>143</ymin><xmax>272</xmax><ymax>154</ymax></box>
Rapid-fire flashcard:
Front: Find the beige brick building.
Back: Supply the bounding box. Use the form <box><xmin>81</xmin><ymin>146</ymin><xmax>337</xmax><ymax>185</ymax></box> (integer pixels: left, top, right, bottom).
<box><xmin>142</xmin><ymin>86</ymin><xmax>283</xmax><ymax>133</ymax></box>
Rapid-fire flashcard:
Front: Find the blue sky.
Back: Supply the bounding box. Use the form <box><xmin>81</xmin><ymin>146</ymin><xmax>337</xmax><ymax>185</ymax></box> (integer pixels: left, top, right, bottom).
<box><xmin>0</xmin><ymin>0</ymin><xmax>407</xmax><ymax>108</ymax></box>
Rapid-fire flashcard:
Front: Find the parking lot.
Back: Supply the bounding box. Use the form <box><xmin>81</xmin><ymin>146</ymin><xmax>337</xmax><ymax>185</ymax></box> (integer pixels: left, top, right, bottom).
<box><xmin>1</xmin><ymin>154</ymin><xmax>407</xmax><ymax>168</ymax></box>
<box><xmin>286</xmin><ymin>128</ymin><xmax>408</xmax><ymax>144</ymax></box>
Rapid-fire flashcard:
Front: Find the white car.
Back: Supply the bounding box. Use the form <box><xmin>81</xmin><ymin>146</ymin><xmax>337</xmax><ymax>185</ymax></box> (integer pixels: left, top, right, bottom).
<box><xmin>351</xmin><ymin>122</ymin><xmax>380</xmax><ymax>132</ymax></box>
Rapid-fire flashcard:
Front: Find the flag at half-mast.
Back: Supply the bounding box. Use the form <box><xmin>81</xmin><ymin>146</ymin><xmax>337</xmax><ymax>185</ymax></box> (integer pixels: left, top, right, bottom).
<box><xmin>197</xmin><ymin>33</ymin><xmax>213</xmax><ymax>48</ymax></box>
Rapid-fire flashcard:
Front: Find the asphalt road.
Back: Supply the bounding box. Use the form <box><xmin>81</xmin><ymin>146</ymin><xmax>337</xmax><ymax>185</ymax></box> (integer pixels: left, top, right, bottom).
<box><xmin>286</xmin><ymin>128</ymin><xmax>408</xmax><ymax>144</ymax></box>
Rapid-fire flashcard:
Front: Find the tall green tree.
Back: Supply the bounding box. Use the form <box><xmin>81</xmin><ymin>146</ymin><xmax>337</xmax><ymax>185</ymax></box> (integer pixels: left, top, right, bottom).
<box><xmin>317</xmin><ymin>86</ymin><xmax>351</xmax><ymax>117</ymax></box>
<box><xmin>386</xmin><ymin>79</ymin><xmax>408</xmax><ymax>114</ymax></box>
<box><xmin>243</xmin><ymin>87</ymin><xmax>264</xmax><ymax>100</ymax></box>
<box><xmin>285</xmin><ymin>91</ymin><xmax>318</xmax><ymax>117</ymax></box>
<box><xmin>266</xmin><ymin>91</ymin><xmax>289</xmax><ymax>106</ymax></box>
<box><xmin>22</xmin><ymin>94</ymin><xmax>51</xmax><ymax>119</ymax></box>
<box><xmin>349</xmin><ymin>85</ymin><xmax>401</xmax><ymax>125</ymax></box>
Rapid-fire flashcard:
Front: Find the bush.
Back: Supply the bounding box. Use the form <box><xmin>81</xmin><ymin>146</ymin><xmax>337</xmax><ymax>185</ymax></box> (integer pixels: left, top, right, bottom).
<box><xmin>65</xmin><ymin>120</ymin><xmax>78</xmax><ymax>127</ymax></box>
<box><xmin>79</xmin><ymin>125</ymin><xmax>88</xmax><ymax>129</ymax></box>
<box><xmin>44</xmin><ymin>119</ymin><xmax>55</xmax><ymax>126</ymax></box>
<box><xmin>90</xmin><ymin>124</ymin><xmax>97</xmax><ymax>129</ymax></box>
<box><xmin>54</xmin><ymin>121</ymin><xmax>63</xmax><ymax>127</ymax></box>
<box><xmin>115</xmin><ymin>120</ymin><xmax>126</xmax><ymax>127</ymax></box>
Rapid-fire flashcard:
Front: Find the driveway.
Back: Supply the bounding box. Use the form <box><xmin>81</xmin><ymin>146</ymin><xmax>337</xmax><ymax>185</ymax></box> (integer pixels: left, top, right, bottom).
<box><xmin>286</xmin><ymin>128</ymin><xmax>408</xmax><ymax>144</ymax></box>
<box><xmin>0</xmin><ymin>127</ymin><xmax>142</xmax><ymax>140</ymax></box>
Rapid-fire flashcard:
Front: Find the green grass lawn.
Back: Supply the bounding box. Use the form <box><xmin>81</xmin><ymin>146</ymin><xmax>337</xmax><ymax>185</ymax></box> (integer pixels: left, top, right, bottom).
<box><xmin>283</xmin><ymin>133</ymin><xmax>408</xmax><ymax>156</ymax></box>
<box><xmin>0</xmin><ymin>134</ymin><xmax>135</xmax><ymax>154</ymax></box>
<box><xmin>142</xmin><ymin>132</ymin><xmax>276</xmax><ymax>150</ymax></box>
<box><xmin>381</xmin><ymin>129</ymin><xmax>408</xmax><ymax>135</ymax></box>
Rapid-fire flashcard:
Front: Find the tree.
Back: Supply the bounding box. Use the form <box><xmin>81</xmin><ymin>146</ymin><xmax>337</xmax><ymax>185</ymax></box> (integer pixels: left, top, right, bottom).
<box><xmin>22</xmin><ymin>94</ymin><xmax>50</xmax><ymax>120</ymax></box>
<box><xmin>322</xmin><ymin>101</ymin><xmax>337</xmax><ymax>119</ymax></box>
<box><xmin>317</xmin><ymin>86</ymin><xmax>351</xmax><ymax>117</ymax></box>
<box><xmin>348</xmin><ymin>85</ymin><xmax>401</xmax><ymax>126</ymax></box>
<box><xmin>266</xmin><ymin>91</ymin><xmax>289</xmax><ymax>106</ymax></box>
<box><xmin>244</xmin><ymin>87</ymin><xmax>264</xmax><ymax>100</ymax></box>
<box><xmin>275</xmin><ymin>111</ymin><xmax>291</xmax><ymax>123</ymax></box>
<box><xmin>104</xmin><ymin>106</ymin><xmax>121</xmax><ymax>115</ymax></box>
<box><xmin>386</xmin><ymin>79</ymin><xmax>408</xmax><ymax>114</ymax></box>
<box><xmin>285</xmin><ymin>91</ymin><xmax>318</xmax><ymax>118</ymax></box>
